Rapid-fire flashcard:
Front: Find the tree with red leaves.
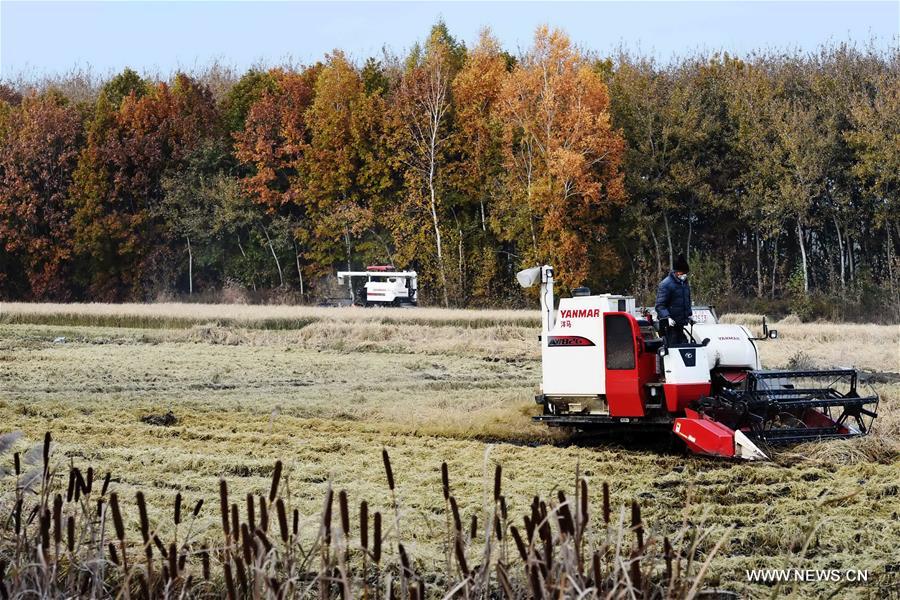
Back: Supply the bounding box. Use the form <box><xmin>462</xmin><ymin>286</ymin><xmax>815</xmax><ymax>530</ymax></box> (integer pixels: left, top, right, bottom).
<box><xmin>0</xmin><ymin>92</ymin><xmax>84</xmax><ymax>299</ymax></box>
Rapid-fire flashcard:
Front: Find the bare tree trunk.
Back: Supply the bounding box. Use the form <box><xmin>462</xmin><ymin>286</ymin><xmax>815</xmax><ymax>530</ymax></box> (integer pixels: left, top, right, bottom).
<box><xmin>887</xmin><ymin>228</ymin><xmax>896</xmax><ymax>304</ymax></box>
<box><xmin>771</xmin><ymin>231</ymin><xmax>779</xmax><ymax>299</ymax></box>
<box><xmin>293</xmin><ymin>240</ymin><xmax>304</xmax><ymax>299</ymax></box>
<box><xmin>685</xmin><ymin>209</ymin><xmax>693</xmax><ymax>257</ymax></box>
<box><xmin>186</xmin><ymin>236</ymin><xmax>193</xmax><ymax>296</ymax></box>
<box><xmin>833</xmin><ymin>216</ymin><xmax>845</xmax><ymax>293</ymax></box>
<box><xmin>261</xmin><ymin>225</ymin><xmax>284</xmax><ymax>287</ymax></box>
<box><xmin>755</xmin><ymin>230</ymin><xmax>762</xmax><ymax>298</ymax></box>
<box><xmin>649</xmin><ymin>225</ymin><xmax>662</xmax><ymax>279</ymax></box>
<box><xmin>797</xmin><ymin>221</ymin><xmax>809</xmax><ymax>293</ymax></box>
<box><xmin>480</xmin><ymin>200</ymin><xmax>486</xmax><ymax>232</ymax></box>
<box><xmin>663</xmin><ymin>212</ymin><xmax>674</xmax><ymax>269</ymax></box>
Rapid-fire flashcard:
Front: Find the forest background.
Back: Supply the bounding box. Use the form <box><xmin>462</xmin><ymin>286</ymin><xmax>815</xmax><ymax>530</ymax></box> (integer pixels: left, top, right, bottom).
<box><xmin>2</xmin><ymin>23</ymin><xmax>898</xmax><ymax>322</ymax></box>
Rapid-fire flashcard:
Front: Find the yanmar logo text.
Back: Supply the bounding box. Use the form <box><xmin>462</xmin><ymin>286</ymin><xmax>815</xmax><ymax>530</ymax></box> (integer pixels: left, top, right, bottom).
<box><xmin>558</xmin><ymin>309</ymin><xmax>601</xmax><ymax>319</ymax></box>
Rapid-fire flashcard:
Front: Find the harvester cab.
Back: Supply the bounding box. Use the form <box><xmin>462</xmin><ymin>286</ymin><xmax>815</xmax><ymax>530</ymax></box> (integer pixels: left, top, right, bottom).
<box><xmin>518</xmin><ymin>265</ymin><xmax>878</xmax><ymax>460</ymax></box>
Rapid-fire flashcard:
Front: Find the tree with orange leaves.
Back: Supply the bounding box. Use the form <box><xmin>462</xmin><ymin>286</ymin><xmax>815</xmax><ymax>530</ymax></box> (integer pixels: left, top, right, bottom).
<box><xmin>0</xmin><ymin>92</ymin><xmax>83</xmax><ymax>299</ymax></box>
<box><xmin>450</xmin><ymin>29</ymin><xmax>510</xmax><ymax>303</ymax></box>
<box><xmin>388</xmin><ymin>22</ymin><xmax>465</xmax><ymax>307</ymax></box>
<box><xmin>70</xmin><ymin>72</ymin><xmax>219</xmax><ymax>300</ymax></box>
<box><xmin>234</xmin><ymin>67</ymin><xmax>320</xmax><ymax>289</ymax></box>
<box><xmin>497</xmin><ymin>26</ymin><xmax>626</xmax><ymax>289</ymax></box>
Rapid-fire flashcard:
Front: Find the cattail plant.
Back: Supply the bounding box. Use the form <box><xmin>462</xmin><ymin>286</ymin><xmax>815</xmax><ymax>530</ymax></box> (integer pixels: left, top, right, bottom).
<box><xmin>0</xmin><ymin>431</ymin><xmax>729</xmax><ymax>599</ymax></box>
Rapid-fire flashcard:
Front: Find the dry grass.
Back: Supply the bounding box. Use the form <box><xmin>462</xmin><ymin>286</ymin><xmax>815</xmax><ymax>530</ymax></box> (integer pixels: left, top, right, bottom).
<box><xmin>0</xmin><ymin>301</ymin><xmax>540</xmax><ymax>329</ymax></box>
<box><xmin>1</xmin><ymin>306</ymin><xmax>899</xmax><ymax>598</ymax></box>
<box><xmin>0</xmin><ymin>436</ymin><xmax>729</xmax><ymax>598</ymax></box>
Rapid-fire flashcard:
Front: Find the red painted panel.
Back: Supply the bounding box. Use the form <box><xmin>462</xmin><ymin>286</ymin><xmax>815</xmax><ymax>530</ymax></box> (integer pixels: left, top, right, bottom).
<box><xmin>605</xmin><ymin>313</ymin><xmax>645</xmax><ymax>417</ymax></box>
<box><xmin>673</xmin><ymin>416</ymin><xmax>735</xmax><ymax>457</ymax></box>
<box><xmin>663</xmin><ymin>383</ymin><xmax>712</xmax><ymax>413</ymax></box>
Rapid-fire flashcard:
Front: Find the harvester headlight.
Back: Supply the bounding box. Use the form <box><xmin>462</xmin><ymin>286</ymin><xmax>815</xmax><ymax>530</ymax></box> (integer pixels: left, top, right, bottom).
<box><xmin>516</xmin><ymin>266</ymin><xmax>542</xmax><ymax>288</ymax></box>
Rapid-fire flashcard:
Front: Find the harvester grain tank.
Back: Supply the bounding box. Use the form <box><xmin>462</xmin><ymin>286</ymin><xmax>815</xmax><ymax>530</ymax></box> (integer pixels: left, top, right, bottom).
<box><xmin>518</xmin><ymin>265</ymin><xmax>878</xmax><ymax>460</ymax></box>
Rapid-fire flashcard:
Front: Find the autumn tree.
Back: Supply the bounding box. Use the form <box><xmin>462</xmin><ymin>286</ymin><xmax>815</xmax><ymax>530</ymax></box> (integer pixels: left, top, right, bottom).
<box><xmin>498</xmin><ymin>26</ymin><xmax>625</xmax><ymax>289</ymax></box>
<box><xmin>388</xmin><ymin>22</ymin><xmax>465</xmax><ymax>307</ymax></box>
<box><xmin>70</xmin><ymin>72</ymin><xmax>219</xmax><ymax>299</ymax></box>
<box><xmin>449</xmin><ymin>29</ymin><xmax>510</xmax><ymax>303</ymax></box>
<box><xmin>0</xmin><ymin>92</ymin><xmax>83</xmax><ymax>299</ymax></box>
<box><xmin>235</xmin><ymin>67</ymin><xmax>319</xmax><ymax>289</ymax></box>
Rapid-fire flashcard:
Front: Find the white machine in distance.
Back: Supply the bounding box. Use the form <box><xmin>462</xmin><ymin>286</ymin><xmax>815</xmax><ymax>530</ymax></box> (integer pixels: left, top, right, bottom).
<box><xmin>337</xmin><ymin>266</ymin><xmax>418</xmax><ymax>307</ymax></box>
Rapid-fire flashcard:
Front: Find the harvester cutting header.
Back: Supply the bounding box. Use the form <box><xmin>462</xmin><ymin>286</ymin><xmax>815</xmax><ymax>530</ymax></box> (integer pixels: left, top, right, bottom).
<box><xmin>518</xmin><ymin>265</ymin><xmax>878</xmax><ymax>460</ymax></box>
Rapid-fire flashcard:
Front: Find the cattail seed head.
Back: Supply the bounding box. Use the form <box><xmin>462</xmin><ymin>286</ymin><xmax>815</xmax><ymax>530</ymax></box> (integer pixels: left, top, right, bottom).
<box><xmin>602</xmin><ymin>482</ymin><xmax>610</xmax><ymax>524</ymax></box>
<box><xmin>109</xmin><ymin>543</ymin><xmax>120</xmax><ymax>565</ymax></box>
<box><xmin>373</xmin><ymin>512</ymin><xmax>382</xmax><ymax>563</ymax></box>
<box><xmin>201</xmin><ymin>546</ymin><xmax>210</xmax><ymax>580</ymax></box>
<box><xmin>511</xmin><ymin>526</ymin><xmax>527</xmax><ymax>561</ymax></box>
<box><xmin>441</xmin><ymin>462</ymin><xmax>449</xmax><ymax>501</ymax></box>
<box><xmin>529</xmin><ymin>564</ymin><xmax>544</xmax><ymax>600</ymax></box>
<box><xmin>66</xmin><ymin>515</ymin><xmax>75</xmax><ymax>552</ymax></box>
<box><xmin>276</xmin><ymin>498</ymin><xmax>288</xmax><ymax>543</ymax></box>
<box><xmin>66</xmin><ymin>470</ymin><xmax>76</xmax><ymax>503</ymax></box>
<box><xmin>53</xmin><ymin>494</ymin><xmax>63</xmax><ymax>545</ymax></box>
<box><xmin>631</xmin><ymin>500</ymin><xmax>643</xmax><ymax>549</ymax></box>
<box><xmin>240</xmin><ymin>523</ymin><xmax>252</xmax><ymax>564</ymax></box>
<box><xmin>73</xmin><ymin>469</ymin><xmax>84</xmax><ymax>502</ymax></box>
<box><xmin>293</xmin><ymin>508</ymin><xmax>299</xmax><ymax>536</ymax></box>
<box><xmin>193</xmin><ymin>499</ymin><xmax>203</xmax><ymax>518</ymax></box>
<box><xmin>493</xmin><ymin>464</ymin><xmax>502</xmax><ymax>502</ymax></box>
<box><xmin>174</xmin><ymin>493</ymin><xmax>182</xmax><ymax>525</ymax></box>
<box><xmin>42</xmin><ymin>432</ymin><xmax>51</xmax><ymax>474</ymax></box>
<box><xmin>110</xmin><ymin>493</ymin><xmax>125</xmax><ymax>542</ymax></box>
<box><xmin>14</xmin><ymin>452</ymin><xmax>20</xmax><ymax>476</ymax></box>
<box><xmin>398</xmin><ymin>543</ymin><xmax>411</xmax><ymax>572</ymax></box>
<box><xmin>223</xmin><ymin>562</ymin><xmax>236</xmax><ymax>599</ymax></box>
<box><xmin>136</xmin><ymin>491</ymin><xmax>149</xmax><ymax>542</ymax></box>
<box><xmin>246</xmin><ymin>493</ymin><xmax>255</xmax><ymax>529</ymax></box>
<box><xmin>234</xmin><ymin>556</ymin><xmax>248</xmax><ymax>596</ymax></box>
<box><xmin>85</xmin><ymin>467</ymin><xmax>93</xmax><ymax>494</ymax></box>
<box><xmin>469</xmin><ymin>514</ymin><xmax>478</xmax><ymax>540</ymax></box>
<box><xmin>323</xmin><ymin>487</ymin><xmax>333</xmax><ymax>545</ymax></box>
<box><xmin>494</xmin><ymin>514</ymin><xmax>503</xmax><ymax>541</ymax></box>
<box><xmin>101</xmin><ymin>472</ymin><xmax>111</xmax><ymax>496</ymax></box>
<box><xmin>449</xmin><ymin>496</ymin><xmax>461</xmax><ymax>532</ymax></box>
<box><xmin>168</xmin><ymin>542</ymin><xmax>177</xmax><ymax>577</ymax></box>
<box><xmin>255</xmin><ymin>528</ymin><xmax>273</xmax><ymax>553</ymax></box>
<box><xmin>40</xmin><ymin>508</ymin><xmax>50</xmax><ymax>549</ymax></box>
<box><xmin>382</xmin><ymin>449</ymin><xmax>394</xmax><ymax>491</ymax></box>
<box><xmin>219</xmin><ymin>479</ymin><xmax>230</xmax><ymax>536</ymax></box>
<box><xmin>360</xmin><ymin>501</ymin><xmax>369</xmax><ymax>549</ymax></box>
<box><xmin>339</xmin><ymin>490</ymin><xmax>350</xmax><ymax>537</ymax></box>
<box><xmin>153</xmin><ymin>534</ymin><xmax>167</xmax><ymax>558</ymax></box>
<box><xmin>269</xmin><ymin>460</ymin><xmax>282</xmax><ymax>502</ymax></box>
<box><xmin>454</xmin><ymin>535</ymin><xmax>469</xmax><ymax>576</ymax></box>
<box><xmin>259</xmin><ymin>496</ymin><xmax>269</xmax><ymax>531</ymax></box>
<box><xmin>230</xmin><ymin>504</ymin><xmax>239</xmax><ymax>542</ymax></box>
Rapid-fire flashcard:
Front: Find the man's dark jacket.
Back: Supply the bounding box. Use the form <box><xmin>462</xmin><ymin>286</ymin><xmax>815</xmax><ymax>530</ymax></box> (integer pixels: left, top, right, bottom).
<box><xmin>655</xmin><ymin>271</ymin><xmax>693</xmax><ymax>325</ymax></box>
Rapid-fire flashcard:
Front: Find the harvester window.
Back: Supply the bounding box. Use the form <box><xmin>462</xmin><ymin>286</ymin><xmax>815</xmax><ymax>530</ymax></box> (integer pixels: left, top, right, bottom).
<box><xmin>605</xmin><ymin>314</ymin><xmax>635</xmax><ymax>370</ymax></box>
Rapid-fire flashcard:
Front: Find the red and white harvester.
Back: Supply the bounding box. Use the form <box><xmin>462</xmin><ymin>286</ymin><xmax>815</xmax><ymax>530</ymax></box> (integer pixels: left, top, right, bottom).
<box><xmin>517</xmin><ymin>265</ymin><xmax>878</xmax><ymax>460</ymax></box>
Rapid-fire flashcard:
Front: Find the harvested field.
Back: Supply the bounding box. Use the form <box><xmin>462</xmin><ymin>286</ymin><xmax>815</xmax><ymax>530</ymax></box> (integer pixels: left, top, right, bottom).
<box><xmin>1</xmin><ymin>304</ymin><xmax>898</xmax><ymax>598</ymax></box>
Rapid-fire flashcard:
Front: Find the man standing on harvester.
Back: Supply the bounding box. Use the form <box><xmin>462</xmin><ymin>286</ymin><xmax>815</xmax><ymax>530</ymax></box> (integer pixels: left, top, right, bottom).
<box><xmin>655</xmin><ymin>254</ymin><xmax>693</xmax><ymax>345</ymax></box>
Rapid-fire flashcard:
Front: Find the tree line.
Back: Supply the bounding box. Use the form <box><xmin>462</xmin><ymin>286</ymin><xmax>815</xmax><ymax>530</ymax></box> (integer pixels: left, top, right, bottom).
<box><xmin>1</xmin><ymin>24</ymin><xmax>897</xmax><ymax>320</ymax></box>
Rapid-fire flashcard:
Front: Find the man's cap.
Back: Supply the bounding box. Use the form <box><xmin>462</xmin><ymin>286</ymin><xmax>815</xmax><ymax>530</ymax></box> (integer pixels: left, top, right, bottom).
<box><xmin>674</xmin><ymin>254</ymin><xmax>690</xmax><ymax>273</ymax></box>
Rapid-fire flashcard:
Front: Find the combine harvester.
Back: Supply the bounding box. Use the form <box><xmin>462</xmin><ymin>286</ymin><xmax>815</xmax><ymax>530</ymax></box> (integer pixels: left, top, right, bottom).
<box><xmin>337</xmin><ymin>266</ymin><xmax>418</xmax><ymax>307</ymax></box>
<box><xmin>517</xmin><ymin>265</ymin><xmax>878</xmax><ymax>460</ymax></box>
